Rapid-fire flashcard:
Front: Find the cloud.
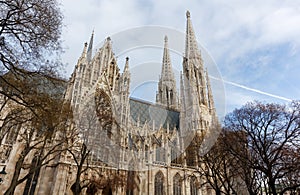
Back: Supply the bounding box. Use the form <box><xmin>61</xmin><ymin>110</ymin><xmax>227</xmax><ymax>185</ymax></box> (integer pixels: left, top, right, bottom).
<box><xmin>61</xmin><ymin>0</ymin><xmax>147</xmax><ymax>73</ymax></box>
<box><xmin>60</xmin><ymin>0</ymin><xmax>300</xmax><ymax>113</ymax></box>
<box><xmin>61</xmin><ymin>0</ymin><xmax>300</xmax><ymax>68</ymax></box>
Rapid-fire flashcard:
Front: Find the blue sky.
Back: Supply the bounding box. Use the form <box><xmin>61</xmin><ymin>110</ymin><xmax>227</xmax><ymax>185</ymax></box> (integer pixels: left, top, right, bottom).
<box><xmin>60</xmin><ymin>0</ymin><xmax>300</xmax><ymax>119</ymax></box>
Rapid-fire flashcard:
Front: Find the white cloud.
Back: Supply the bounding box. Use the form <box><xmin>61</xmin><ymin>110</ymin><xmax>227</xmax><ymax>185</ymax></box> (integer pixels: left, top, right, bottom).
<box><xmin>60</xmin><ymin>0</ymin><xmax>300</xmax><ymax>112</ymax></box>
<box><xmin>61</xmin><ymin>0</ymin><xmax>300</xmax><ymax>66</ymax></box>
<box><xmin>61</xmin><ymin>0</ymin><xmax>147</xmax><ymax>73</ymax></box>
<box><xmin>259</xmin><ymin>7</ymin><xmax>300</xmax><ymax>44</ymax></box>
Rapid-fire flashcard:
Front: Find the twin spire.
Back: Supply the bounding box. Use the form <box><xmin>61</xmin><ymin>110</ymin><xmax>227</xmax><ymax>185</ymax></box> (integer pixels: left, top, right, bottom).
<box><xmin>157</xmin><ymin>11</ymin><xmax>215</xmax><ymax>116</ymax></box>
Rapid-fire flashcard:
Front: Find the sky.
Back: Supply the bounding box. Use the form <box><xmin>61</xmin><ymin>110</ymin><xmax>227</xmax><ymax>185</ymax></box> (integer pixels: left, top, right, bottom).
<box><xmin>60</xmin><ymin>0</ymin><xmax>300</xmax><ymax>120</ymax></box>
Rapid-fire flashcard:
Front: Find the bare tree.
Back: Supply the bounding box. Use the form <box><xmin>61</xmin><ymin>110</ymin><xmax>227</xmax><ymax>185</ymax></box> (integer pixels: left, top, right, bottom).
<box><xmin>223</xmin><ymin>130</ymin><xmax>262</xmax><ymax>195</ymax></box>
<box><xmin>0</xmin><ymin>0</ymin><xmax>63</xmax><ymax>106</ymax></box>
<box><xmin>198</xmin><ymin>130</ymin><xmax>244</xmax><ymax>195</ymax></box>
<box><xmin>68</xmin><ymin>142</ymin><xmax>91</xmax><ymax>195</ymax></box>
<box><xmin>67</xmin><ymin>102</ymin><xmax>122</xmax><ymax>195</ymax></box>
<box><xmin>0</xmin><ymin>73</ymin><xmax>75</xmax><ymax>195</ymax></box>
<box><xmin>224</xmin><ymin>101</ymin><xmax>300</xmax><ymax>195</ymax></box>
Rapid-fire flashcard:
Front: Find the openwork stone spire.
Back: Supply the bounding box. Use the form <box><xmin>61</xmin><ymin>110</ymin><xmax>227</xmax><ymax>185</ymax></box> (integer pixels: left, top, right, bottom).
<box><xmin>183</xmin><ymin>10</ymin><xmax>207</xmax><ymax>106</ymax></box>
<box><xmin>156</xmin><ymin>36</ymin><xmax>178</xmax><ymax>109</ymax></box>
<box><xmin>161</xmin><ymin>36</ymin><xmax>175</xmax><ymax>82</ymax></box>
<box><xmin>185</xmin><ymin>11</ymin><xmax>202</xmax><ymax>61</ymax></box>
<box><xmin>181</xmin><ymin>11</ymin><xmax>213</xmax><ymax>132</ymax></box>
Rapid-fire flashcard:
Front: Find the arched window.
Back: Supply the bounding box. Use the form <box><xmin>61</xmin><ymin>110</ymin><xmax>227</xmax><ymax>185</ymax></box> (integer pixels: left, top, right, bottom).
<box><xmin>95</xmin><ymin>89</ymin><xmax>113</xmax><ymax>138</ymax></box>
<box><xmin>156</xmin><ymin>146</ymin><xmax>161</xmax><ymax>162</ymax></box>
<box><xmin>145</xmin><ymin>145</ymin><xmax>148</xmax><ymax>161</ymax></box>
<box><xmin>23</xmin><ymin>155</ymin><xmax>40</xmax><ymax>195</ymax></box>
<box><xmin>173</xmin><ymin>173</ymin><xmax>182</xmax><ymax>195</ymax></box>
<box><xmin>156</xmin><ymin>146</ymin><xmax>166</xmax><ymax>163</ymax></box>
<box><xmin>4</xmin><ymin>124</ymin><xmax>20</xmax><ymax>145</ymax></box>
<box><xmin>155</xmin><ymin>171</ymin><xmax>164</xmax><ymax>195</ymax></box>
<box><xmin>190</xmin><ymin>176</ymin><xmax>198</xmax><ymax>195</ymax></box>
<box><xmin>171</xmin><ymin>146</ymin><xmax>177</xmax><ymax>163</ymax></box>
<box><xmin>127</xmin><ymin>160</ymin><xmax>135</xmax><ymax>195</ymax></box>
<box><xmin>171</xmin><ymin>140</ymin><xmax>180</xmax><ymax>164</ymax></box>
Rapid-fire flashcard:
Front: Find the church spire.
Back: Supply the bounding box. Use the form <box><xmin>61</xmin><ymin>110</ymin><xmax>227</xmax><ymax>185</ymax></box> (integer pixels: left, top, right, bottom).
<box><xmin>185</xmin><ymin>11</ymin><xmax>202</xmax><ymax>62</ymax></box>
<box><xmin>183</xmin><ymin>10</ymin><xmax>207</xmax><ymax>106</ymax></box>
<box><xmin>180</xmin><ymin>11</ymin><xmax>213</xmax><ymax>132</ymax></box>
<box><xmin>161</xmin><ymin>36</ymin><xmax>174</xmax><ymax>81</ymax></box>
<box><xmin>156</xmin><ymin>36</ymin><xmax>178</xmax><ymax>110</ymax></box>
<box><xmin>87</xmin><ymin>30</ymin><xmax>94</xmax><ymax>62</ymax></box>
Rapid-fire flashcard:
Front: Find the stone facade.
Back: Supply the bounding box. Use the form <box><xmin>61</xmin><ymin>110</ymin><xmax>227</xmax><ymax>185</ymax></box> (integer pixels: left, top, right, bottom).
<box><xmin>0</xmin><ymin>11</ymin><xmax>219</xmax><ymax>195</ymax></box>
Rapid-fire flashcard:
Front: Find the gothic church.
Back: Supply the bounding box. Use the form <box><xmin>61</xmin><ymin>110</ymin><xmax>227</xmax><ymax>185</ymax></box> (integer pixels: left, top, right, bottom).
<box><xmin>0</xmin><ymin>11</ymin><xmax>219</xmax><ymax>195</ymax></box>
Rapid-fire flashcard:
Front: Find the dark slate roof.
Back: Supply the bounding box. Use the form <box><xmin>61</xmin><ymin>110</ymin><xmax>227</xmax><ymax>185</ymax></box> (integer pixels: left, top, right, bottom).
<box><xmin>129</xmin><ymin>98</ymin><xmax>180</xmax><ymax>130</ymax></box>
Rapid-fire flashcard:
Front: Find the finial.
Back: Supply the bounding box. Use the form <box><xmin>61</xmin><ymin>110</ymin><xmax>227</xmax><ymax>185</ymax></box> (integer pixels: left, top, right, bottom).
<box><xmin>124</xmin><ymin>57</ymin><xmax>129</xmax><ymax>72</ymax></box>
<box><xmin>84</xmin><ymin>42</ymin><xmax>88</xmax><ymax>47</ymax></box>
<box><xmin>164</xmin><ymin>35</ymin><xmax>168</xmax><ymax>43</ymax></box>
<box><xmin>107</xmin><ymin>36</ymin><xmax>111</xmax><ymax>41</ymax></box>
<box><xmin>186</xmin><ymin>10</ymin><xmax>190</xmax><ymax>18</ymax></box>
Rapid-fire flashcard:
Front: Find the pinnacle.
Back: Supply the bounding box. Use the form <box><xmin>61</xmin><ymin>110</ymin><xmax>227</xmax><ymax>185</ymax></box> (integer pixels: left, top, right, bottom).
<box><xmin>123</xmin><ymin>57</ymin><xmax>130</xmax><ymax>73</ymax></box>
<box><xmin>161</xmin><ymin>36</ymin><xmax>173</xmax><ymax>81</ymax></box>
<box><xmin>87</xmin><ymin>30</ymin><xmax>94</xmax><ymax>61</ymax></box>
<box><xmin>164</xmin><ymin>35</ymin><xmax>168</xmax><ymax>43</ymax></box>
<box><xmin>81</xmin><ymin>42</ymin><xmax>88</xmax><ymax>58</ymax></box>
<box><xmin>186</xmin><ymin>10</ymin><xmax>190</xmax><ymax>18</ymax></box>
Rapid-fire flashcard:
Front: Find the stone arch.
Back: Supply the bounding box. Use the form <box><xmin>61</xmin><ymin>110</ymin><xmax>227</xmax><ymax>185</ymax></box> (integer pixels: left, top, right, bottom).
<box><xmin>23</xmin><ymin>154</ymin><xmax>40</xmax><ymax>194</ymax></box>
<box><xmin>95</xmin><ymin>88</ymin><xmax>113</xmax><ymax>138</ymax></box>
<box><xmin>154</xmin><ymin>171</ymin><xmax>164</xmax><ymax>195</ymax></box>
<box><xmin>173</xmin><ymin>173</ymin><xmax>182</xmax><ymax>195</ymax></box>
<box><xmin>190</xmin><ymin>175</ymin><xmax>198</xmax><ymax>195</ymax></box>
<box><xmin>127</xmin><ymin>159</ymin><xmax>135</xmax><ymax>195</ymax></box>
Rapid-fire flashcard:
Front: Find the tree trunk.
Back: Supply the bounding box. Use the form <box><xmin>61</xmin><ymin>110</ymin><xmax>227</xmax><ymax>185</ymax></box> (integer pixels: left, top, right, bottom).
<box><xmin>269</xmin><ymin>179</ymin><xmax>277</xmax><ymax>195</ymax></box>
<box><xmin>71</xmin><ymin>177</ymin><xmax>82</xmax><ymax>195</ymax></box>
<box><xmin>248</xmin><ymin>188</ymin><xmax>257</xmax><ymax>195</ymax></box>
<box><xmin>71</xmin><ymin>163</ymin><xmax>83</xmax><ymax>195</ymax></box>
<box><xmin>216</xmin><ymin>189</ymin><xmax>221</xmax><ymax>195</ymax></box>
<box><xmin>4</xmin><ymin>155</ymin><xmax>25</xmax><ymax>195</ymax></box>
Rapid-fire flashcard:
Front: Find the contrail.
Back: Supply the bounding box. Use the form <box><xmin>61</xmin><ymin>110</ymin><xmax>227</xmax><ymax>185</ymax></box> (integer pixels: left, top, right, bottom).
<box><xmin>210</xmin><ymin>76</ymin><xmax>293</xmax><ymax>102</ymax></box>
